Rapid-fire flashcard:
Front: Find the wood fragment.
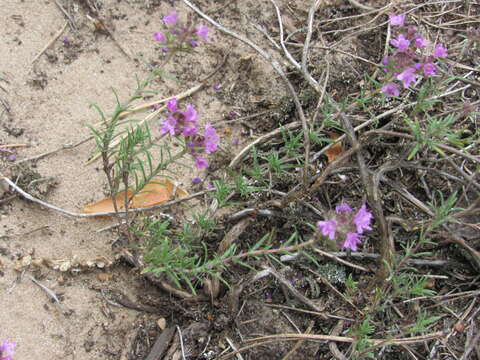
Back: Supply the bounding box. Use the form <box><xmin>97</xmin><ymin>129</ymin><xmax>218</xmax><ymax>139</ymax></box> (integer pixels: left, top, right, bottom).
<box><xmin>145</xmin><ymin>327</ymin><xmax>176</xmax><ymax>360</ymax></box>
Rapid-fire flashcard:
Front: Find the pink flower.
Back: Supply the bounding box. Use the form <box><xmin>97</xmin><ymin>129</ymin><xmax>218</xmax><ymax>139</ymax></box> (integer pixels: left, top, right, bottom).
<box><xmin>195</xmin><ymin>25</ymin><xmax>209</xmax><ymax>41</ymax></box>
<box><xmin>160</xmin><ymin>116</ymin><xmax>177</xmax><ymax>135</ymax></box>
<box><xmin>336</xmin><ymin>203</ymin><xmax>353</xmax><ymax>213</ymax></box>
<box><xmin>390</xmin><ymin>34</ymin><xmax>410</xmax><ymax>52</ymax></box>
<box><xmin>414</xmin><ymin>35</ymin><xmax>428</xmax><ymax>48</ymax></box>
<box><xmin>183</xmin><ymin>125</ymin><xmax>200</xmax><ymax>137</ymax></box>
<box><xmin>423</xmin><ymin>63</ymin><xmax>436</xmax><ymax>76</ymax></box>
<box><xmin>153</xmin><ymin>32</ymin><xmax>166</xmax><ymax>42</ymax></box>
<box><xmin>389</xmin><ymin>14</ymin><xmax>406</xmax><ymax>27</ymax></box>
<box><xmin>183</xmin><ymin>104</ymin><xmax>198</xmax><ymax>123</ymax></box>
<box><xmin>317</xmin><ymin>219</ymin><xmax>337</xmax><ymax>240</ymax></box>
<box><xmin>163</xmin><ymin>11</ymin><xmax>177</xmax><ymax>26</ymax></box>
<box><xmin>353</xmin><ymin>204</ymin><xmax>373</xmax><ymax>234</ymax></box>
<box><xmin>0</xmin><ymin>340</ymin><xmax>16</xmax><ymax>359</ymax></box>
<box><xmin>195</xmin><ymin>156</ymin><xmax>208</xmax><ymax>169</ymax></box>
<box><xmin>382</xmin><ymin>82</ymin><xmax>400</xmax><ymax>97</ymax></box>
<box><xmin>204</xmin><ymin>124</ymin><xmax>219</xmax><ymax>154</ymax></box>
<box><xmin>396</xmin><ymin>66</ymin><xmax>417</xmax><ymax>88</ymax></box>
<box><xmin>204</xmin><ymin>124</ymin><xmax>217</xmax><ymax>138</ymax></box>
<box><xmin>434</xmin><ymin>44</ymin><xmax>448</xmax><ymax>58</ymax></box>
<box><xmin>343</xmin><ymin>232</ymin><xmax>362</xmax><ymax>251</ymax></box>
<box><xmin>167</xmin><ymin>98</ymin><xmax>178</xmax><ymax>113</ymax></box>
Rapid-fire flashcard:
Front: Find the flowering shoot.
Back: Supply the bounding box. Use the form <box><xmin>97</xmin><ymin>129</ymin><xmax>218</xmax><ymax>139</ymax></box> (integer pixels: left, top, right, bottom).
<box><xmin>381</xmin><ymin>14</ymin><xmax>448</xmax><ymax>97</ymax></box>
<box><xmin>317</xmin><ymin>203</ymin><xmax>373</xmax><ymax>251</ymax></box>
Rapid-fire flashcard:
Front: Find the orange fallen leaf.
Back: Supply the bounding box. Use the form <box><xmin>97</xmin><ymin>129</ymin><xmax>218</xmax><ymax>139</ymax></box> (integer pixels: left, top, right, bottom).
<box><xmin>97</xmin><ymin>273</ymin><xmax>113</xmax><ymax>282</ymax></box>
<box><xmin>83</xmin><ymin>177</ymin><xmax>188</xmax><ymax>214</ymax></box>
<box><xmin>325</xmin><ymin>131</ymin><xmax>344</xmax><ymax>163</ymax></box>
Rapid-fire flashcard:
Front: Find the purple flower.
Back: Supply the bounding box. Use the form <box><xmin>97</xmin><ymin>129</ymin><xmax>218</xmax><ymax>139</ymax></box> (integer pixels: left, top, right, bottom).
<box><xmin>167</xmin><ymin>98</ymin><xmax>178</xmax><ymax>112</ymax></box>
<box><xmin>213</xmin><ymin>83</ymin><xmax>222</xmax><ymax>90</ymax></box>
<box><xmin>228</xmin><ymin>111</ymin><xmax>239</xmax><ymax>118</ymax></box>
<box><xmin>390</xmin><ymin>34</ymin><xmax>410</xmax><ymax>52</ymax></box>
<box><xmin>414</xmin><ymin>35</ymin><xmax>428</xmax><ymax>48</ymax></box>
<box><xmin>434</xmin><ymin>44</ymin><xmax>448</xmax><ymax>58</ymax></box>
<box><xmin>396</xmin><ymin>66</ymin><xmax>417</xmax><ymax>88</ymax></box>
<box><xmin>195</xmin><ymin>25</ymin><xmax>209</xmax><ymax>41</ymax></box>
<box><xmin>382</xmin><ymin>82</ymin><xmax>400</xmax><ymax>97</ymax></box>
<box><xmin>336</xmin><ymin>203</ymin><xmax>353</xmax><ymax>213</ymax></box>
<box><xmin>160</xmin><ymin>116</ymin><xmax>177</xmax><ymax>135</ymax></box>
<box><xmin>343</xmin><ymin>232</ymin><xmax>362</xmax><ymax>251</ymax></box>
<box><xmin>423</xmin><ymin>63</ymin><xmax>436</xmax><ymax>76</ymax></box>
<box><xmin>183</xmin><ymin>125</ymin><xmax>200</xmax><ymax>137</ymax></box>
<box><xmin>62</xmin><ymin>37</ymin><xmax>70</xmax><ymax>45</ymax></box>
<box><xmin>0</xmin><ymin>340</ymin><xmax>16</xmax><ymax>359</ymax></box>
<box><xmin>382</xmin><ymin>56</ymin><xmax>390</xmax><ymax>72</ymax></box>
<box><xmin>204</xmin><ymin>124</ymin><xmax>217</xmax><ymax>138</ymax></box>
<box><xmin>153</xmin><ymin>32</ymin><xmax>166</xmax><ymax>42</ymax></box>
<box><xmin>389</xmin><ymin>14</ymin><xmax>406</xmax><ymax>27</ymax></box>
<box><xmin>0</xmin><ymin>148</ymin><xmax>16</xmax><ymax>162</ymax></box>
<box><xmin>353</xmin><ymin>204</ymin><xmax>373</xmax><ymax>234</ymax></box>
<box><xmin>163</xmin><ymin>11</ymin><xmax>178</xmax><ymax>26</ymax></box>
<box><xmin>192</xmin><ymin>177</ymin><xmax>202</xmax><ymax>184</ymax></box>
<box><xmin>183</xmin><ymin>104</ymin><xmax>198</xmax><ymax>123</ymax></box>
<box><xmin>204</xmin><ymin>124</ymin><xmax>219</xmax><ymax>154</ymax></box>
<box><xmin>204</xmin><ymin>140</ymin><xmax>218</xmax><ymax>154</ymax></box>
<box><xmin>317</xmin><ymin>219</ymin><xmax>337</xmax><ymax>240</ymax></box>
<box><xmin>195</xmin><ymin>156</ymin><xmax>208</xmax><ymax>169</ymax></box>
<box><xmin>190</xmin><ymin>40</ymin><xmax>199</xmax><ymax>47</ymax></box>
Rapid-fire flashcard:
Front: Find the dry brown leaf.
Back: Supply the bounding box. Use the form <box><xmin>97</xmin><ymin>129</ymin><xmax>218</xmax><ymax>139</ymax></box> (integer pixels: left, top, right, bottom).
<box><xmin>82</xmin><ymin>178</ymin><xmax>188</xmax><ymax>214</ymax></box>
<box><xmin>97</xmin><ymin>273</ymin><xmax>113</xmax><ymax>282</ymax></box>
<box><xmin>325</xmin><ymin>131</ymin><xmax>344</xmax><ymax>163</ymax></box>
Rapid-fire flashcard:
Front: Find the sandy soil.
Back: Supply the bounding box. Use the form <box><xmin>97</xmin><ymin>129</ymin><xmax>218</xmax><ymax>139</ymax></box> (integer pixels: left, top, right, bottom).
<box><xmin>0</xmin><ymin>1</ymin><xmax>225</xmax><ymax>358</ymax></box>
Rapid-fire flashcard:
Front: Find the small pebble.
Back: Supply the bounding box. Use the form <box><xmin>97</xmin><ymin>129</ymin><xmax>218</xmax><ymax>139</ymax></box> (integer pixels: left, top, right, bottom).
<box><xmin>157</xmin><ymin>317</ymin><xmax>167</xmax><ymax>330</ymax></box>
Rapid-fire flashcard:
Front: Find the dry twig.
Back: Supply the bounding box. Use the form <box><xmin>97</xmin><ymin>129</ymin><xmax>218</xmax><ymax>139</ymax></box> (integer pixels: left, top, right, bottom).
<box><xmin>31</xmin><ymin>21</ymin><xmax>68</xmax><ymax>65</ymax></box>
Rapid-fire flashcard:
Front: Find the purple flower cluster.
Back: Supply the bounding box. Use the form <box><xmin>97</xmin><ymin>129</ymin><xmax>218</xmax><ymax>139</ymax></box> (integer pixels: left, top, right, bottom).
<box><xmin>153</xmin><ymin>11</ymin><xmax>209</xmax><ymax>52</ymax></box>
<box><xmin>381</xmin><ymin>14</ymin><xmax>448</xmax><ymax>97</ymax></box>
<box><xmin>0</xmin><ymin>340</ymin><xmax>16</xmax><ymax>360</ymax></box>
<box><xmin>160</xmin><ymin>98</ymin><xmax>219</xmax><ymax>169</ymax></box>
<box><xmin>317</xmin><ymin>203</ymin><xmax>373</xmax><ymax>251</ymax></box>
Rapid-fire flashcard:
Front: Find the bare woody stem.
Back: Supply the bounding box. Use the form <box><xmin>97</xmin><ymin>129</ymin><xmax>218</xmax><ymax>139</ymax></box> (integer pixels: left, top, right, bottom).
<box><xmin>220</xmin><ymin>237</ymin><xmax>317</xmax><ymax>266</ymax></box>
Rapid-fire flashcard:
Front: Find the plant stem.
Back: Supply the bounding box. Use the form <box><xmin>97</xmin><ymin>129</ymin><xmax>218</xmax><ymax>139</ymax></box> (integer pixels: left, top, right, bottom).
<box><xmin>221</xmin><ymin>237</ymin><xmax>317</xmax><ymax>266</ymax></box>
